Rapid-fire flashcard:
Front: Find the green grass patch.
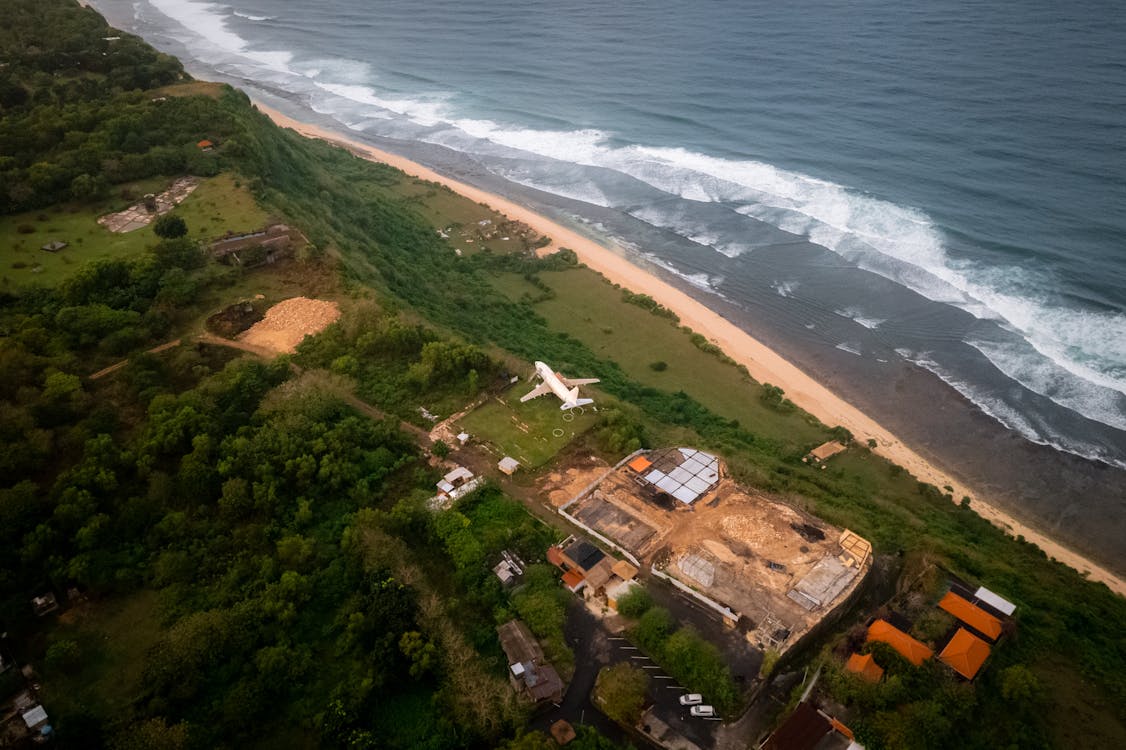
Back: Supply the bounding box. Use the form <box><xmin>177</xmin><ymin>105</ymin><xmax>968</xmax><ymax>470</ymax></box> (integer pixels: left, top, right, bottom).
<box><xmin>39</xmin><ymin>591</ymin><xmax>164</xmax><ymax>719</ymax></box>
<box><xmin>458</xmin><ymin>394</ymin><xmax>599</xmax><ymax>468</ymax></box>
<box><xmin>518</xmin><ymin>267</ymin><xmax>826</xmax><ymax>451</ymax></box>
<box><xmin>151</xmin><ymin>81</ymin><xmax>227</xmax><ymax>99</ymax></box>
<box><xmin>0</xmin><ymin>172</ymin><xmax>269</xmax><ymax>289</ymax></box>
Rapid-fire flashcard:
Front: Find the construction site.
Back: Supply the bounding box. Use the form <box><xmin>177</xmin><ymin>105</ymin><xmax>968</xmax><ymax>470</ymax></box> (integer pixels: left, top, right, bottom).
<box><xmin>549</xmin><ymin>448</ymin><xmax>871</xmax><ymax>652</ymax></box>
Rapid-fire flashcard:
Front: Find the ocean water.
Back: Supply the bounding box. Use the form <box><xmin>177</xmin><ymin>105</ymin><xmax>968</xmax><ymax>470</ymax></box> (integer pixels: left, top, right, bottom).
<box><xmin>92</xmin><ymin>0</ymin><xmax>1126</xmax><ymax>470</ymax></box>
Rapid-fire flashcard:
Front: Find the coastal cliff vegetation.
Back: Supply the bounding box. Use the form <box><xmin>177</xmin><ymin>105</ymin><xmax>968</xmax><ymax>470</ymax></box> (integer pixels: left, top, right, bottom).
<box><xmin>1</xmin><ymin>2</ymin><xmax>1124</xmax><ymax>748</ymax></box>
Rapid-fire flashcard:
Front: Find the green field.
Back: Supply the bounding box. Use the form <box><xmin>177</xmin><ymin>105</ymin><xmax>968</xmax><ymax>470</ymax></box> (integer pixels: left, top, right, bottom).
<box><xmin>458</xmin><ymin>392</ymin><xmax>600</xmax><ymax>467</ymax></box>
<box><xmin>496</xmin><ymin>266</ymin><xmax>827</xmax><ymax>451</ymax></box>
<box><xmin>39</xmin><ymin>591</ymin><xmax>165</xmax><ymax>720</ymax></box>
<box><xmin>0</xmin><ymin>172</ymin><xmax>270</xmax><ymax>289</ymax></box>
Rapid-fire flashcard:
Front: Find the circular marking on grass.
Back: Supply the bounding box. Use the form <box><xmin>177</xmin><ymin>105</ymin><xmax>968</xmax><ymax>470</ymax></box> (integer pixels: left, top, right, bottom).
<box><xmin>553</xmin><ymin>428</ymin><xmax>565</xmax><ymax>438</ymax></box>
<box><xmin>562</xmin><ymin>412</ymin><xmax>575</xmax><ymax>423</ymax></box>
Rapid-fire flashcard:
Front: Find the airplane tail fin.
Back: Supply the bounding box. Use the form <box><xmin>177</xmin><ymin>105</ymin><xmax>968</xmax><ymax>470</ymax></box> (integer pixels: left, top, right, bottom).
<box><xmin>558</xmin><ymin>391</ymin><xmax>594</xmax><ymax>409</ymax></box>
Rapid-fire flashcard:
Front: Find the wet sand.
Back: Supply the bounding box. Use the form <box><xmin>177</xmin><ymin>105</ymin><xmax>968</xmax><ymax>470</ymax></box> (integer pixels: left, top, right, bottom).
<box><xmin>254</xmin><ymin>100</ymin><xmax>1125</xmax><ymax>597</ymax></box>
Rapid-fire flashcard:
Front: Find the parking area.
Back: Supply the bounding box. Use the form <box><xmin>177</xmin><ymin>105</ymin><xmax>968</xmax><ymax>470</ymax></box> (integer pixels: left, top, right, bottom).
<box><xmin>606</xmin><ymin>636</ymin><xmax>719</xmax><ymax>750</ymax></box>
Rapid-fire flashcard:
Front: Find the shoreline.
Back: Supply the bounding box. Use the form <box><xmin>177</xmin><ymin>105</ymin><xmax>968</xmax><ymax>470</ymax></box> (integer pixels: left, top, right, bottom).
<box><xmin>253</xmin><ymin>100</ymin><xmax>1125</xmax><ymax>597</ymax></box>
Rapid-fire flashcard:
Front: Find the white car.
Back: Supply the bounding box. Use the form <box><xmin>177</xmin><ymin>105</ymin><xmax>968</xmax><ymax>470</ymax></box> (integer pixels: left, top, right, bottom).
<box><xmin>678</xmin><ymin>693</ymin><xmax>703</xmax><ymax>706</ymax></box>
<box><xmin>690</xmin><ymin>705</ymin><xmax>716</xmax><ymax>718</ymax></box>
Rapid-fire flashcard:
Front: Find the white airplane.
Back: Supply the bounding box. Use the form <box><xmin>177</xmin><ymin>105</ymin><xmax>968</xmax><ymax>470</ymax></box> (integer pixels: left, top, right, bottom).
<box><xmin>520</xmin><ymin>361</ymin><xmax>600</xmax><ymax>410</ymax></box>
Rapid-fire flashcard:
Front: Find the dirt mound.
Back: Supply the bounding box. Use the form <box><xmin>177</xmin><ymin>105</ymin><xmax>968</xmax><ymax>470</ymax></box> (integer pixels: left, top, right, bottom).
<box><xmin>238</xmin><ymin>297</ymin><xmax>340</xmax><ymax>354</ymax></box>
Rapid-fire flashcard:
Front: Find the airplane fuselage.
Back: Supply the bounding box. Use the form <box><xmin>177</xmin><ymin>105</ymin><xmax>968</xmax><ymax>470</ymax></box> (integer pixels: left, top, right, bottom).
<box><xmin>520</xmin><ymin>360</ymin><xmax>599</xmax><ymax>410</ymax></box>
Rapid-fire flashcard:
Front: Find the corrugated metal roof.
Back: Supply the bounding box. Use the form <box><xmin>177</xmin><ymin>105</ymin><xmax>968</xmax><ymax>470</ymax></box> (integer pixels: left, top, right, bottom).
<box><xmin>974</xmin><ymin>586</ymin><xmax>1016</xmax><ymax>616</ymax></box>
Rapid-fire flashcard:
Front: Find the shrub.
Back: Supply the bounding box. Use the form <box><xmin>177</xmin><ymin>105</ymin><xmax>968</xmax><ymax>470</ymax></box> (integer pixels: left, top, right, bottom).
<box><xmin>594</xmin><ymin>663</ymin><xmax>649</xmax><ymax>725</ymax></box>
<box><xmin>649</xmin><ymin>361</ymin><xmax>668</xmax><ymax>372</ymax></box>
<box><xmin>153</xmin><ymin>214</ymin><xmax>188</xmax><ymax>239</ymax></box>
<box><xmin>46</xmin><ymin>639</ymin><xmax>82</xmax><ymax>673</ymax></box>
<box><xmin>17</xmin><ymin>224</ymin><xmax>35</xmax><ymax>234</ymax></box>
<box><xmin>615</xmin><ymin>586</ymin><xmax>653</xmax><ymax>619</ymax></box>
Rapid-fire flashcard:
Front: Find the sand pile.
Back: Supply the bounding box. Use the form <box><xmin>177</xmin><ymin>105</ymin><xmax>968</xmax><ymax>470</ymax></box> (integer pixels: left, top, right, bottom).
<box><xmin>239</xmin><ymin>297</ymin><xmax>340</xmax><ymax>353</ymax></box>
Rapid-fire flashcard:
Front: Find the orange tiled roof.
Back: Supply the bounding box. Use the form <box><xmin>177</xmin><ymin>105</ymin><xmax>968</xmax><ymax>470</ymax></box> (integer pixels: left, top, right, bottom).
<box><xmin>938</xmin><ymin>592</ymin><xmax>1002</xmax><ymax>641</ymax></box>
<box><xmin>547</xmin><ymin>546</ymin><xmax>565</xmax><ymax>569</ymax></box>
<box><xmin>561</xmin><ymin>570</ymin><xmax>585</xmax><ymax>590</ymax></box>
<box><xmin>939</xmin><ymin>628</ymin><xmax>991</xmax><ymax>679</ymax></box>
<box><xmin>866</xmin><ymin>619</ymin><xmax>933</xmax><ymax>667</ymax></box>
<box><xmin>845</xmin><ymin>652</ymin><xmax>884</xmax><ymax>682</ymax></box>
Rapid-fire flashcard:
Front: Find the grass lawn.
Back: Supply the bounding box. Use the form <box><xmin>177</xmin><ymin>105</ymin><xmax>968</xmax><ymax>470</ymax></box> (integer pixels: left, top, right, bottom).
<box><xmin>38</xmin><ymin>590</ymin><xmax>165</xmax><ymax>720</ymax></box>
<box><xmin>458</xmin><ymin>393</ymin><xmax>600</xmax><ymax>468</ymax></box>
<box><xmin>394</xmin><ymin>178</ymin><xmax>546</xmax><ymax>256</ymax></box>
<box><xmin>151</xmin><ymin>81</ymin><xmax>227</xmax><ymax>99</ymax></box>
<box><xmin>512</xmin><ymin>267</ymin><xmax>827</xmax><ymax>451</ymax></box>
<box><xmin>0</xmin><ymin>172</ymin><xmax>270</xmax><ymax>290</ymax></box>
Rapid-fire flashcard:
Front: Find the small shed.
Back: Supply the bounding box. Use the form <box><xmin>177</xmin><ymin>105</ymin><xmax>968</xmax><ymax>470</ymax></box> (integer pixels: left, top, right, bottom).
<box><xmin>40</xmin><ymin>240</ymin><xmax>67</xmax><ymax>252</ymax></box>
<box><xmin>974</xmin><ymin>586</ymin><xmax>1017</xmax><ymax>617</ymax></box>
<box><xmin>443</xmin><ymin>466</ymin><xmax>474</xmax><ymax>487</ymax></box>
<box><xmin>498</xmin><ymin>456</ymin><xmax>520</xmax><ymax>475</ymax></box>
<box><xmin>197</xmin><ymin>139</ymin><xmax>214</xmax><ymax>151</ymax></box>
<box><xmin>494</xmin><ymin>560</ymin><xmax>518</xmax><ymax>586</ymax></box>
<box><xmin>22</xmin><ymin>705</ymin><xmax>48</xmax><ymax>730</ymax></box>
<box><xmin>456</xmin><ymin>432</ymin><xmax>470</xmax><ymax>446</ymax></box>
<box><xmin>805</xmin><ymin>440</ymin><xmax>847</xmax><ymax>464</ymax></box>
<box><xmin>550</xmin><ymin>720</ymin><xmax>576</xmax><ymax>745</ymax></box>
<box><xmin>611</xmin><ymin>559</ymin><xmax>639</xmax><ymax>581</ymax></box>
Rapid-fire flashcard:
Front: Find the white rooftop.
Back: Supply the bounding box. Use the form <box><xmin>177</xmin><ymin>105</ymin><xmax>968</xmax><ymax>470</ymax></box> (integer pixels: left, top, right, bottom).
<box><xmin>974</xmin><ymin>586</ymin><xmax>1016</xmax><ymax>616</ymax></box>
<box><xmin>22</xmin><ymin>705</ymin><xmax>48</xmax><ymax>728</ymax></box>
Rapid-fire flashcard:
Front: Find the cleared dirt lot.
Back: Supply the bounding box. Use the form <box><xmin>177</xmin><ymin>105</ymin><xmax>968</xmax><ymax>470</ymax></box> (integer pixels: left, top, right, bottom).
<box><xmin>545</xmin><ymin>448</ymin><xmax>869</xmax><ymax>650</ymax></box>
<box><xmin>238</xmin><ymin>297</ymin><xmax>340</xmax><ymax>354</ymax></box>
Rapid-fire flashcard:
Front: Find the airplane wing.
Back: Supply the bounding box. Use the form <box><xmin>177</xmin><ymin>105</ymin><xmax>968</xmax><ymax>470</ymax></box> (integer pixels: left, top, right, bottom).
<box><xmin>560</xmin><ymin>377</ymin><xmax>600</xmax><ymax>387</ymax></box>
<box><xmin>519</xmin><ymin>383</ymin><xmax>553</xmax><ymax>403</ymax></box>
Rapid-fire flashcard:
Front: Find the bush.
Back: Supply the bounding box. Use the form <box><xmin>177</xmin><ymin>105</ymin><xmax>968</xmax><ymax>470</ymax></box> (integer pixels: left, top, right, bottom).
<box><xmin>46</xmin><ymin>638</ymin><xmax>82</xmax><ymax>673</ymax></box>
<box><xmin>17</xmin><ymin>224</ymin><xmax>35</xmax><ymax>234</ymax></box>
<box><xmin>615</xmin><ymin>586</ymin><xmax>653</xmax><ymax>619</ymax></box>
<box><xmin>153</xmin><ymin>214</ymin><xmax>188</xmax><ymax>239</ymax></box>
<box><xmin>649</xmin><ymin>361</ymin><xmax>668</xmax><ymax>372</ymax></box>
<box><xmin>594</xmin><ymin>663</ymin><xmax>649</xmax><ymax>725</ymax></box>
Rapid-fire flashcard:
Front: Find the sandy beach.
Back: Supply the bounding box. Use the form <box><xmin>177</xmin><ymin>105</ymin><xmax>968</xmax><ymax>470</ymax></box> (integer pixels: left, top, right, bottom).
<box><xmin>254</xmin><ymin>101</ymin><xmax>1124</xmax><ymax>597</ymax></box>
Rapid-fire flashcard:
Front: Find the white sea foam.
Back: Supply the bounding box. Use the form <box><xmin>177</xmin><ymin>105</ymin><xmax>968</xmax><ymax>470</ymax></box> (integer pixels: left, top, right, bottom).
<box><xmin>312</xmin><ymin>81</ymin><xmax>449</xmax><ymax>126</ymax></box>
<box><xmin>897</xmin><ymin>348</ymin><xmax>1126</xmax><ymax>469</ymax></box>
<box><xmin>966</xmin><ymin>336</ymin><xmax>1126</xmax><ymax>432</ymax></box>
<box><xmin>772</xmin><ymin>280</ymin><xmax>799</xmax><ymax>298</ymax></box>
<box><xmin>232</xmin><ymin>10</ymin><xmax>274</xmax><ymax>21</ymax></box>
<box><xmin>835</xmin><ymin>308</ymin><xmax>885</xmax><ymax>329</ymax></box>
<box><xmin>835</xmin><ymin>342</ymin><xmax>863</xmax><ymax>356</ymax></box>
<box><xmin>149</xmin><ymin>0</ymin><xmax>292</xmax><ymax>72</ymax></box>
<box><xmin>641</xmin><ymin>253</ymin><xmax>722</xmax><ymax>295</ymax></box>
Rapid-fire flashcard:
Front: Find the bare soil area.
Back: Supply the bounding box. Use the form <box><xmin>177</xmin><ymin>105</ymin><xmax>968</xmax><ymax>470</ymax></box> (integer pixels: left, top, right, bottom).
<box><xmin>238</xmin><ymin>297</ymin><xmax>340</xmax><ymax>354</ymax></box>
<box><xmin>556</xmin><ymin>453</ymin><xmax>868</xmax><ymax>650</ymax></box>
